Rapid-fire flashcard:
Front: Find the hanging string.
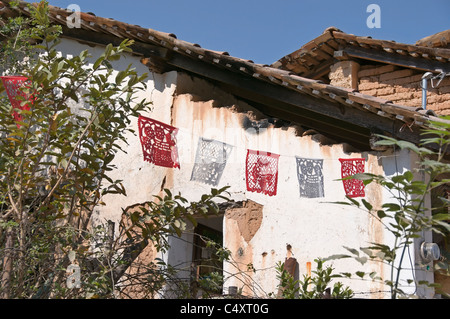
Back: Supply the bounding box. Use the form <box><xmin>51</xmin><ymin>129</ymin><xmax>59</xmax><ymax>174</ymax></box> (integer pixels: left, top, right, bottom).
<box><xmin>170</xmin><ymin>119</ymin><xmax>401</xmax><ymax>161</ymax></box>
<box><xmin>136</xmin><ymin>116</ymin><xmax>387</xmax><ymax>198</ymax></box>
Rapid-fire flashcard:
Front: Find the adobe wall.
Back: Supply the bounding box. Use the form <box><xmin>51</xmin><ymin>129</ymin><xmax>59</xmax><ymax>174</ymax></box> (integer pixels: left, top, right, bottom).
<box><xmin>90</xmin><ymin>65</ymin><xmax>431</xmax><ymax>298</ymax></box>
<box><xmin>55</xmin><ymin>38</ymin><xmax>436</xmax><ymax>298</ymax></box>
<box><xmin>166</xmin><ymin>73</ymin><xmax>408</xmax><ymax>298</ymax></box>
<box><xmin>329</xmin><ymin>61</ymin><xmax>450</xmax><ymax>115</ymax></box>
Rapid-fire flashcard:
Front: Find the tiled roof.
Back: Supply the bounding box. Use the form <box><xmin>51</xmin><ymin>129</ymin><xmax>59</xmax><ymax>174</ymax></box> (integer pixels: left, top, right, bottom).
<box><xmin>273</xmin><ymin>27</ymin><xmax>450</xmax><ymax>78</ymax></box>
<box><xmin>416</xmin><ymin>29</ymin><xmax>450</xmax><ymax>49</ymax></box>
<box><xmin>1</xmin><ymin>1</ymin><xmax>449</xmax><ymax>139</ymax></box>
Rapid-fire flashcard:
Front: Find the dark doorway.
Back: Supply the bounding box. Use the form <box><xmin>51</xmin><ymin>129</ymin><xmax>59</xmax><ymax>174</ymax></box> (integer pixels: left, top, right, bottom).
<box><xmin>191</xmin><ymin>221</ymin><xmax>223</xmax><ymax>295</ymax></box>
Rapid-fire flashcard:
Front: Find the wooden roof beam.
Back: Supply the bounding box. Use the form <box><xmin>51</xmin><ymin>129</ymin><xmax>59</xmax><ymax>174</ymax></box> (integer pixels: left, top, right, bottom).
<box><xmin>60</xmin><ymin>26</ymin><xmax>171</xmax><ymax>60</ymax></box>
<box><xmin>337</xmin><ymin>46</ymin><xmax>450</xmax><ymax>73</ymax></box>
<box><xmin>165</xmin><ymin>51</ymin><xmax>426</xmax><ymax>149</ymax></box>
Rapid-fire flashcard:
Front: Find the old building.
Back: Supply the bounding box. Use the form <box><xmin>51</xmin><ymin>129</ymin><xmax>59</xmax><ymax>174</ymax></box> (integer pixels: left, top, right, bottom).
<box><xmin>274</xmin><ymin>27</ymin><xmax>450</xmax><ymax>115</ymax></box>
<box><xmin>1</xmin><ymin>1</ymin><xmax>449</xmax><ymax>298</ymax></box>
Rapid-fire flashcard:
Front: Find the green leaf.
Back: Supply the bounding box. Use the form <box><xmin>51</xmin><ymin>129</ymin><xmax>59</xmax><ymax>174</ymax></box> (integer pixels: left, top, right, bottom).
<box><xmin>355</xmin><ymin>257</ymin><xmax>368</xmax><ymax>265</ymax></box>
<box><xmin>361</xmin><ymin>199</ymin><xmax>373</xmax><ymax>211</ymax></box>
<box><xmin>330</xmin><ymin>201</ymin><xmax>353</xmax><ymax>206</ymax></box>
<box><xmin>115</xmin><ymin>70</ymin><xmax>127</xmax><ymax>85</ymax></box>
<box><xmin>369</xmin><ymin>272</ymin><xmax>379</xmax><ymax>280</ymax></box>
<box><xmin>377</xmin><ymin>210</ymin><xmax>387</xmax><ymax>219</ymax></box>
<box><xmin>93</xmin><ymin>56</ymin><xmax>105</xmax><ymax>70</ymax></box>
<box><xmin>185</xmin><ymin>214</ymin><xmax>198</xmax><ymax>228</ymax></box>
<box><xmin>346</xmin><ymin>196</ymin><xmax>360</xmax><ymax>208</ymax></box>
<box><xmin>343</xmin><ymin>246</ymin><xmax>359</xmax><ymax>256</ymax></box>
<box><xmin>392</xmin><ymin>174</ymin><xmax>405</xmax><ymax>184</ymax></box>
<box><xmin>323</xmin><ymin>254</ymin><xmax>351</xmax><ymax>261</ymax></box>
<box><xmin>432</xmin><ymin>213</ymin><xmax>450</xmax><ymax>221</ymax></box>
<box><xmin>434</xmin><ymin>220</ymin><xmax>450</xmax><ymax>232</ymax></box>
<box><xmin>382</xmin><ymin>203</ymin><xmax>401</xmax><ymax>212</ymax></box>
<box><xmin>360</xmin><ymin>247</ymin><xmax>373</xmax><ymax>257</ymax></box>
<box><xmin>403</xmin><ymin>170</ymin><xmax>414</xmax><ymax>182</ymax></box>
<box><xmin>373</xmin><ymin>135</ymin><xmax>398</xmax><ymax>146</ymax></box>
<box><xmin>164</xmin><ymin>188</ymin><xmax>172</xmax><ymax>198</ymax></box>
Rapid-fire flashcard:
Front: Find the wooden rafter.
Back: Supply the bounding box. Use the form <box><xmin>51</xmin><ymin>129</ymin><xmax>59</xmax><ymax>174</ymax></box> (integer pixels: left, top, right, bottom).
<box><xmin>337</xmin><ymin>46</ymin><xmax>450</xmax><ymax>73</ymax></box>
<box><xmin>164</xmin><ymin>52</ymin><xmax>426</xmax><ymax>150</ymax></box>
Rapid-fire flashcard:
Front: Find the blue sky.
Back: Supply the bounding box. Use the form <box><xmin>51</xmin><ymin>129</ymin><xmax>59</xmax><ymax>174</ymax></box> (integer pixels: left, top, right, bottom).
<box><xmin>46</xmin><ymin>0</ymin><xmax>450</xmax><ymax>65</ymax></box>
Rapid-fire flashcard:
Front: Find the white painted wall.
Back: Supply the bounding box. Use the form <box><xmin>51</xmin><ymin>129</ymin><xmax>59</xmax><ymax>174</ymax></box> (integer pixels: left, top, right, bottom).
<box><xmin>55</xmin><ymin>38</ymin><xmax>433</xmax><ymax>298</ymax></box>
<box><xmin>167</xmin><ymin>93</ymin><xmax>407</xmax><ymax>298</ymax></box>
<box><xmin>55</xmin><ymin>38</ymin><xmax>178</xmax><ymax>223</ymax></box>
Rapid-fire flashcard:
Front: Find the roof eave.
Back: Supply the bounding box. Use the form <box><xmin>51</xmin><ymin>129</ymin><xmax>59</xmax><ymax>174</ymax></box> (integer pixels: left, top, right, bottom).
<box><xmin>1</xmin><ymin>1</ymin><xmax>448</xmax><ymax>152</ymax></box>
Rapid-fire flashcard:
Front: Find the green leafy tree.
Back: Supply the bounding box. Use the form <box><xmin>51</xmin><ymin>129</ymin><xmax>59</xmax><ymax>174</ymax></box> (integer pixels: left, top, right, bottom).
<box><xmin>275</xmin><ymin>258</ymin><xmax>354</xmax><ymax>299</ymax></box>
<box><xmin>112</xmin><ymin>187</ymin><xmax>230</xmax><ymax>299</ymax></box>
<box><xmin>0</xmin><ymin>1</ymin><xmax>233</xmax><ymax>299</ymax></box>
<box><xmin>0</xmin><ymin>0</ymin><xmax>150</xmax><ymax>298</ymax></box>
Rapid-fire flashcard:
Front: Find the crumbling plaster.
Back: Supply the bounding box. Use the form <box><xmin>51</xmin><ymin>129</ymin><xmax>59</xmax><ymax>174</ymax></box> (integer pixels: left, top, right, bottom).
<box><xmin>167</xmin><ymin>73</ymin><xmax>391</xmax><ymax>297</ymax></box>
<box><xmin>57</xmin><ymin>37</ymin><xmax>430</xmax><ymax>298</ymax></box>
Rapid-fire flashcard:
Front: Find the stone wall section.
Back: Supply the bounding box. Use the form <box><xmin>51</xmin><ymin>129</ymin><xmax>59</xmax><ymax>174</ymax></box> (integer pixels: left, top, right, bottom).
<box><xmin>328</xmin><ymin>61</ymin><xmax>450</xmax><ymax>116</ymax></box>
<box><xmin>357</xmin><ymin>64</ymin><xmax>450</xmax><ymax>115</ymax></box>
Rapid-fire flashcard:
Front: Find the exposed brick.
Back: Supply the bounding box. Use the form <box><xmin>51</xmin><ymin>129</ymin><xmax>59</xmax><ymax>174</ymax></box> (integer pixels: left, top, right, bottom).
<box><xmin>428</xmin><ymin>101</ymin><xmax>450</xmax><ymax>111</ymax></box>
<box><xmin>329</xmin><ymin>61</ymin><xmax>359</xmax><ymax>89</ymax></box>
<box><xmin>359</xmin><ymin>89</ymin><xmax>378</xmax><ymax>96</ymax></box>
<box><xmin>403</xmin><ymin>82</ymin><xmax>421</xmax><ymax>90</ymax></box>
<box><xmin>412</xmin><ymin>93</ymin><xmax>424</xmax><ymax>100</ymax></box>
<box><xmin>436</xmin><ymin>102</ymin><xmax>450</xmax><ymax>111</ymax></box>
<box><xmin>388</xmin><ymin>95</ymin><xmax>402</xmax><ymax>102</ymax></box>
<box><xmin>427</xmin><ymin>93</ymin><xmax>450</xmax><ymax>104</ymax></box>
<box><xmin>424</xmin><ymin>104</ymin><xmax>440</xmax><ymax>112</ymax></box>
<box><xmin>359</xmin><ymin>75</ymin><xmax>380</xmax><ymax>83</ymax></box>
<box><xmin>355</xmin><ymin>69</ymin><xmax>449</xmax><ymax>117</ymax></box>
<box><xmin>384</xmin><ymin>74</ymin><xmax>422</xmax><ymax>86</ymax></box>
<box><xmin>357</xmin><ymin>65</ymin><xmax>398</xmax><ymax>78</ymax></box>
<box><xmin>378</xmin><ymin>94</ymin><xmax>399</xmax><ymax>102</ymax></box>
<box><xmin>379</xmin><ymin>69</ymin><xmax>416</xmax><ymax>82</ymax></box>
<box><xmin>358</xmin><ymin>81</ymin><xmax>383</xmax><ymax>90</ymax></box>
<box><xmin>395</xmin><ymin>99</ymin><xmax>421</xmax><ymax>107</ymax></box>
<box><xmin>395</xmin><ymin>91</ymin><xmax>417</xmax><ymax>100</ymax></box>
<box><xmin>394</xmin><ymin>85</ymin><xmax>420</xmax><ymax>93</ymax></box>
<box><xmin>377</xmin><ymin>87</ymin><xmax>396</xmax><ymax>96</ymax></box>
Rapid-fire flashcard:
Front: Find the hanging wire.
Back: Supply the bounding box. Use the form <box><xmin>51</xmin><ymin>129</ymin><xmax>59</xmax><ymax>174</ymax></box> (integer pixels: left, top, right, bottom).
<box><xmin>170</xmin><ymin>119</ymin><xmax>401</xmax><ymax>161</ymax></box>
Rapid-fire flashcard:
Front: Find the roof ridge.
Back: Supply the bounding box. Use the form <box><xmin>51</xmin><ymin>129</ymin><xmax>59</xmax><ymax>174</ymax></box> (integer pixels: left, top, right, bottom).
<box><xmin>1</xmin><ymin>0</ymin><xmax>448</xmax><ymax>130</ymax></box>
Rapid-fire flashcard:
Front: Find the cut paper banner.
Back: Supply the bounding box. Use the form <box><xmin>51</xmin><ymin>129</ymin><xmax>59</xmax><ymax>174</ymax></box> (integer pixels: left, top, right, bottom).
<box><xmin>339</xmin><ymin>158</ymin><xmax>366</xmax><ymax>198</ymax></box>
<box><xmin>246</xmin><ymin>149</ymin><xmax>280</xmax><ymax>196</ymax></box>
<box><xmin>138</xmin><ymin>115</ymin><xmax>180</xmax><ymax>169</ymax></box>
<box><xmin>190</xmin><ymin>137</ymin><xmax>233</xmax><ymax>186</ymax></box>
<box><xmin>1</xmin><ymin>76</ymin><xmax>35</xmax><ymax>126</ymax></box>
<box><xmin>296</xmin><ymin>157</ymin><xmax>324</xmax><ymax>198</ymax></box>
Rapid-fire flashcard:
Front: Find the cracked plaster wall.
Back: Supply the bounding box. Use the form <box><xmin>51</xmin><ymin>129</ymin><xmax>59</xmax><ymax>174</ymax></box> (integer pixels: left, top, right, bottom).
<box><xmin>57</xmin><ymin>37</ymin><xmax>429</xmax><ymax>298</ymax></box>
<box><xmin>167</xmin><ymin>73</ymin><xmax>393</xmax><ymax>297</ymax></box>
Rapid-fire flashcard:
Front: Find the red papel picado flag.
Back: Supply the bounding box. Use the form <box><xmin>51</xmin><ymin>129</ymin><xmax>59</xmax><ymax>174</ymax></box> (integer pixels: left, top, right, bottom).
<box><xmin>1</xmin><ymin>76</ymin><xmax>35</xmax><ymax>127</ymax></box>
<box><xmin>138</xmin><ymin>115</ymin><xmax>180</xmax><ymax>169</ymax></box>
<box><xmin>246</xmin><ymin>149</ymin><xmax>280</xmax><ymax>196</ymax></box>
<box><xmin>339</xmin><ymin>158</ymin><xmax>366</xmax><ymax>197</ymax></box>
